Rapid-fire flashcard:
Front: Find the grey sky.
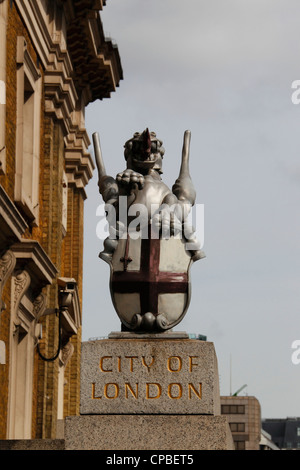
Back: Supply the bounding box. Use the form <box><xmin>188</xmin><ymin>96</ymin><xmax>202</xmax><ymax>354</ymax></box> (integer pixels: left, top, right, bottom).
<box><xmin>82</xmin><ymin>0</ymin><xmax>300</xmax><ymax>419</ymax></box>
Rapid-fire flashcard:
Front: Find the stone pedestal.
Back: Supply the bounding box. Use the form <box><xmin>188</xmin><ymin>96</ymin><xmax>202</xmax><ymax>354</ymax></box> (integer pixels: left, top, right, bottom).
<box><xmin>65</xmin><ymin>415</ymin><xmax>233</xmax><ymax>450</ymax></box>
<box><xmin>64</xmin><ymin>333</ymin><xmax>234</xmax><ymax>450</ymax></box>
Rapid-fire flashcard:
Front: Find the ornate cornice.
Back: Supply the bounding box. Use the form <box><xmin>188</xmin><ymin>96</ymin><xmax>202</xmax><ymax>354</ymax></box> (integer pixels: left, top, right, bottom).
<box><xmin>66</xmin><ymin>6</ymin><xmax>123</xmax><ymax>103</ymax></box>
<box><xmin>15</xmin><ymin>0</ymin><xmax>123</xmax><ymax>109</ymax></box>
<box><xmin>12</xmin><ymin>271</ymin><xmax>48</xmax><ymax>337</ymax></box>
<box><xmin>9</xmin><ymin>242</ymin><xmax>57</xmax><ymax>332</ymax></box>
<box><xmin>15</xmin><ymin>0</ymin><xmax>122</xmax><ymax>192</ymax></box>
<box><xmin>64</xmin><ymin>129</ymin><xmax>95</xmax><ymax>194</ymax></box>
<box><xmin>11</xmin><ymin>240</ymin><xmax>58</xmax><ymax>292</ymax></box>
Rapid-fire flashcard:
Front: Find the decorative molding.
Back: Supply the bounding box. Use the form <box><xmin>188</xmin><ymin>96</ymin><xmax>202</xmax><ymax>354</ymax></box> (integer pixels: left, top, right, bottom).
<box><xmin>0</xmin><ymin>185</ymin><xmax>28</xmax><ymax>253</ymax></box>
<box><xmin>11</xmin><ymin>240</ymin><xmax>57</xmax><ymax>291</ymax></box>
<box><xmin>11</xmin><ymin>272</ymin><xmax>48</xmax><ymax>350</ymax></box>
<box><xmin>0</xmin><ymin>250</ymin><xmax>16</xmax><ymax>312</ymax></box>
<box><xmin>33</xmin><ymin>292</ymin><xmax>47</xmax><ymax>321</ymax></box>
<box><xmin>64</xmin><ymin>148</ymin><xmax>94</xmax><ymax>193</ymax></box>
<box><xmin>14</xmin><ymin>0</ymin><xmax>122</xmax><ymax>192</ymax></box>
<box><xmin>60</xmin><ymin>340</ymin><xmax>74</xmax><ymax>368</ymax></box>
<box><xmin>66</xmin><ymin>5</ymin><xmax>123</xmax><ymax>103</ymax></box>
<box><xmin>44</xmin><ymin>54</ymin><xmax>78</xmax><ymax>135</ymax></box>
<box><xmin>12</xmin><ymin>270</ymin><xmax>31</xmax><ymax>312</ymax></box>
<box><xmin>9</xmin><ymin>242</ymin><xmax>57</xmax><ymax>354</ymax></box>
<box><xmin>16</xmin><ymin>36</ymin><xmax>41</xmax><ymax>81</ymax></box>
<box><xmin>15</xmin><ymin>36</ymin><xmax>42</xmax><ymax>226</ymax></box>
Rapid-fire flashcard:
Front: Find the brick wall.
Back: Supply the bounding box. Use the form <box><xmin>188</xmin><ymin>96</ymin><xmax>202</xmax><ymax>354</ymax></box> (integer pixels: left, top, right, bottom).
<box><xmin>0</xmin><ymin>282</ymin><xmax>11</xmax><ymax>439</ymax></box>
<box><xmin>0</xmin><ymin>1</ymin><xmax>85</xmax><ymax>439</ymax></box>
<box><xmin>0</xmin><ymin>1</ymin><xmax>44</xmax><ymax>439</ymax></box>
<box><xmin>62</xmin><ymin>187</ymin><xmax>85</xmax><ymax>418</ymax></box>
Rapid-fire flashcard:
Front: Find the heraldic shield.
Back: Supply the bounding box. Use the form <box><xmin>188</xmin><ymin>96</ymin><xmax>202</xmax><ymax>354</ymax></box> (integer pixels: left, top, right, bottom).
<box><xmin>109</xmin><ymin>232</ymin><xmax>192</xmax><ymax>332</ymax></box>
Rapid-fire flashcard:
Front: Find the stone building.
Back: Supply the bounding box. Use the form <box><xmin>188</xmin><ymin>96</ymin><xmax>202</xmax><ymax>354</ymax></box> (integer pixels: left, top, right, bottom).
<box><xmin>220</xmin><ymin>396</ymin><xmax>262</xmax><ymax>450</ymax></box>
<box><xmin>0</xmin><ymin>0</ymin><xmax>122</xmax><ymax>440</ymax></box>
<box><xmin>262</xmin><ymin>417</ymin><xmax>300</xmax><ymax>449</ymax></box>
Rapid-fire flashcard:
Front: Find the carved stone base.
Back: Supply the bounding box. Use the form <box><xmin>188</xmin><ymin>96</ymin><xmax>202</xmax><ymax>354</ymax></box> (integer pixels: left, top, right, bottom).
<box><xmin>65</xmin><ymin>336</ymin><xmax>234</xmax><ymax>450</ymax></box>
<box><xmin>80</xmin><ymin>337</ymin><xmax>220</xmax><ymax>415</ymax></box>
<box><xmin>64</xmin><ymin>414</ymin><xmax>234</xmax><ymax>450</ymax></box>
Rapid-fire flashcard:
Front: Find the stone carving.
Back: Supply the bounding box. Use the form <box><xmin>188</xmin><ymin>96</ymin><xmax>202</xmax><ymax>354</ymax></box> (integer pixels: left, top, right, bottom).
<box><xmin>0</xmin><ymin>250</ymin><xmax>16</xmax><ymax>312</ymax></box>
<box><xmin>93</xmin><ymin>129</ymin><xmax>205</xmax><ymax>332</ymax></box>
<box><xmin>12</xmin><ymin>269</ymin><xmax>31</xmax><ymax>312</ymax></box>
<box><xmin>61</xmin><ymin>341</ymin><xmax>74</xmax><ymax>368</ymax></box>
<box><xmin>33</xmin><ymin>292</ymin><xmax>47</xmax><ymax>322</ymax></box>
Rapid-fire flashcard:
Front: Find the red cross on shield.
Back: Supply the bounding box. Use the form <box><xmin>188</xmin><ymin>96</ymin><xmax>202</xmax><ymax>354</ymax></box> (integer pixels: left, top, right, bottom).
<box><xmin>109</xmin><ymin>226</ymin><xmax>192</xmax><ymax>332</ymax></box>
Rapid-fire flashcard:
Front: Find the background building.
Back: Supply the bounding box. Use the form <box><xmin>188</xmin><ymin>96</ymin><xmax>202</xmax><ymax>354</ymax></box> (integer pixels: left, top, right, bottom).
<box><xmin>262</xmin><ymin>418</ymin><xmax>300</xmax><ymax>450</ymax></box>
<box><xmin>221</xmin><ymin>395</ymin><xmax>261</xmax><ymax>450</ymax></box>
<box><xmin>260</xmin><ymin>428</ymin><xmax>280</xmax><ymax>450</ymax></box>
<box><xmin>0</xmin><ymin>0</ymin><xmax>122</xmax><ymax>440</ymax></box>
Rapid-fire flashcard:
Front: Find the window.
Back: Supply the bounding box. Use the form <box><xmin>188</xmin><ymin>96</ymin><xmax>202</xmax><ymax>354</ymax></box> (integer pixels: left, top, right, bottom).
<box><xmin>235</xmin><ymin>441</ymin><xmax>245</xmax><ymax>450</ymax></box>
<box><xmin>221</xmin><ymin>404</ymin><xmax>245</xmax><ymax>414</ymax></box>
<box><xmin>15</xmin><ymin>36</ymin><xmax>41</xmax><ymax>225</ymax></box>
<box><xmin>297</xmin><ymin>427</ymin><xmax>300</xmax><ymax>436</ymax></box>
<box><xmin>230</xmin><ymin>422</ymin><xmax>245</xmax><ymax>432</ymax></box>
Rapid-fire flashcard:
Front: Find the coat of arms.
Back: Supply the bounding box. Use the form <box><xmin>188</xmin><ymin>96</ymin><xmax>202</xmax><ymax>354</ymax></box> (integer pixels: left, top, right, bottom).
<box><xmin>93</xmin><ymin>129</ymin><xmax>205</xmax><ymax>332</ymax></box>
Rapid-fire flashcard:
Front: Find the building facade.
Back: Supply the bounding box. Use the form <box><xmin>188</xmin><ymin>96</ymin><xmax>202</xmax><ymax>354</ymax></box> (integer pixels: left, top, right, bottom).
<box><xmin>0</xmin><ymin>0</ymin><xmax>122</xmax><ymax>440</ymax></box>
<box><xmin>221</xmin><ymin>396</ymin><xmax>261</xmax><ymax>450</ymax></box>
<box><xmin>262</xmin><ymin>417</ymin><xmax>300</xmax><ymax>449</ymax></box>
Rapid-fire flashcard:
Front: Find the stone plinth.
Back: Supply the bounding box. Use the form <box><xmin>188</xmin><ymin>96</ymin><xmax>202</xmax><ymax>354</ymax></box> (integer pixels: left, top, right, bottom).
<box><xmin>64</xmin><ymin>334</ymin><xmax>234</xmax><ymax>450</ymax></box>
<box><xmin>80</xmin><ymin>337</ymin><xmax>220</xmax><ymax>415</ymax></box>
<box><xmin>65</xmin><ymin>414</ymin><xmax>234</xmax><ymax>450</ymax></box>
